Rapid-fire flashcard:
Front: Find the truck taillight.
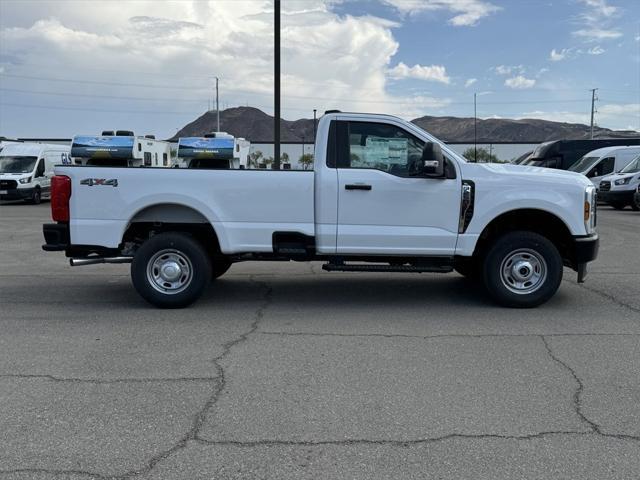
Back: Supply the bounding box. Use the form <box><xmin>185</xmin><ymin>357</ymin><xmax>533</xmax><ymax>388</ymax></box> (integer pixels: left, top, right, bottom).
<box><xmin>51</xmin><ymin>175</ymin><xmax>71</xmax><ymax>222</ymax></box>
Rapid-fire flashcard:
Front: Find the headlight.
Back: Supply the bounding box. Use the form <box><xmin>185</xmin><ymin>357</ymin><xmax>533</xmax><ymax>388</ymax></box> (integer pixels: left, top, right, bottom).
<box><xmin>18</xmin><ymin>176</ymin><xmax>32</xmax><ymax>184</ymax></box>
<box><xmin>614</xmin><ymin>177</ymin><xmax>631</xmax><ymax>186</ymax></box>
<box><xmin>584</xmin><ymin>186</ymin><xmax>597</xmax><ymax>234</ymax></box>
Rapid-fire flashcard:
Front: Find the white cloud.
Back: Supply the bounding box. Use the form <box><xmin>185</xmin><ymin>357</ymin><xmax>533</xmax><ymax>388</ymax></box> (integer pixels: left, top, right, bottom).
<box><xmin>381</xmin><ymin>0</ymin><xmax>500</xmax><ymax>26</ymax></box>
<box><xmin>388</xmin><ymin>62</ymin><xmax>451</xmax><ymax>83</ymax></box>
<box><xmin>573</xmin><ymin>0</ymin><xmax>621</xmax><ymax>41</ymax></box>
<box><xmin>635</xmin><ymin>35</ymin><xmax>640</xmax><ymax>42</ymax></box>
<box><xmin>573</xmin><ymin>28</ymin><xmax>622</xmax><ymax>40</ymax></box>
<box><xmin>465</xmin><ymin>78</ymin><xmax>477</xmax><ymax>88</ymax></box>
<box><xmin>521</xmin><ymin>103</ymin><xmax>639</xmax><ymax>131</ymax></box>
<box><xmin>504</xmin><ymin>76</ymin><xmax>536</xmax><ymax>89</ymax></box>
<box><xmin>549</xmin><ymin>48</ymin><xmax>569</xmax><ymax>61</ymax></box>
<box><xmin>587</xmin><ymin>46</ymin><xmax>605</xmax><ymax>55</ymax></box>
<box><xmin>493</xmin><ymin>64</ymin><xmax>525</xmax><ymax>76</ymax></box>
<box><xmin>1</xmin><ymin>1</ymin><xmax>458</xmax><ymax>136</ymax></box>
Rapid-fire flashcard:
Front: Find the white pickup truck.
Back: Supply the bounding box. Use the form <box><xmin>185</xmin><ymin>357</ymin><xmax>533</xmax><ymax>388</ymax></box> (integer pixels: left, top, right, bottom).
<box><xmin>43</xmin><ymin>112</ymin><xmax>599</xmax><ymax>308</ymax></box>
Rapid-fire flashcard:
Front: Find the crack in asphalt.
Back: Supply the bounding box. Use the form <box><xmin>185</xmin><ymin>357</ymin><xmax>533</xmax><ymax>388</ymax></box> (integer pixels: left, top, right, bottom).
<box><xmin>115</xmin><ymin>276</ymin><xmax>274</xmax><ymax>479</ymax></box>
<box><xmin>257</xmin><ymin>331</ymin><xmax>640</xmax><ymax>340</ymax></box>
<box><xmin>538</xmin><ymin>335</ymin><xmax>639</xmax><ymax>443</ymax></box>
<box><xmin>0</xmin><ymin>374</ymin><xmax>220</xmax><ymax>384</ymax></box>
<box><xmin>568</xmin><ymin>279</ymin><xmax>640</xmax><ymax>314</ymax></box>
<box><xmin>192</xmin><ymin>430</ymin><xmax>640</xmax><ymax>448</ymax></box>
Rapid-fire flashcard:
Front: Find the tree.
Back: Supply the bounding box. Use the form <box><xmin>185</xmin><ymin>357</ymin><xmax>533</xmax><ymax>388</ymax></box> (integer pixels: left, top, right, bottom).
<box><xmin>462</xmin><ymin>147</ymin><xmax>499</xmax><ymax>163</ymax></box>
<box><xmin>249</xmin><ymin>150</ymin><xmax>263</xmax><ymax>169</ymax></box>
<box><xmin>299</xmin><ymin>153</ymin><xmax>314</xmax><ymax>170</ymax></box>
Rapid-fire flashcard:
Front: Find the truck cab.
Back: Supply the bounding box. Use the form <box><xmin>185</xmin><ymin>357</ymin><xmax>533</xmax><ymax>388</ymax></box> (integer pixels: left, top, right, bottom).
<box><xmin>0</xmin><ymin>142</ymin><xmax>71</xmax><ymax>204</ymax></box>
<box><xmin>42</xmin><ymin>112</ymin><xmax>599</xmax><ymax>309</ymax></box>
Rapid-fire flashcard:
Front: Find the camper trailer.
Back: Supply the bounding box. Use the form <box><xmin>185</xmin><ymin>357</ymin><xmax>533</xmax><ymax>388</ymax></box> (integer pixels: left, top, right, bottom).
<box><xmin>71</xmin><ymin>131</ymin><xmax>173</xmax><ymax>167</ymax></box>
<box><xmin>177</xmin><ymin>133</ymin><xmax>250</xmax><ymax>169</ymax></box>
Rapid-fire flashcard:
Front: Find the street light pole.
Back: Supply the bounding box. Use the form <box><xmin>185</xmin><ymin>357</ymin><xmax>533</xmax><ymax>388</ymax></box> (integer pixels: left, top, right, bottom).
<box><xmin>215</xmin><ymin>76</ymin><xmax>220</xmax><ymax>132</ymax></box>
<box><xmin>474</xmin><ymin>92</ymin><xmax>477</xmax><ymax>163</ymax></box>
<box><xmin>273</xmin><ymin>0</ymin><xmax>281</xmax><ymax>170</ymax></box>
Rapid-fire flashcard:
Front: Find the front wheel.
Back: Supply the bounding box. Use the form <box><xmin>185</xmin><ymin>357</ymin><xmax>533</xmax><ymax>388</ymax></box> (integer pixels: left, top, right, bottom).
<box><xmin>482</xmin><ymin>231</ymin><xmax>563</xmax><ymax>308</ymax></box>
<box><xmin>131</xmin><ymin>232</ymin><xmax>211</xmax><ymax>308</ymax></box>
<box><xmin>610</xmin><ymin>202</ymin><xmax>626</xmax><ymax>210</ymax></box>
<box><xmin>631</xmin><ymin>194</ymin><xmax>640</xmax><ymax>211</ymax></box>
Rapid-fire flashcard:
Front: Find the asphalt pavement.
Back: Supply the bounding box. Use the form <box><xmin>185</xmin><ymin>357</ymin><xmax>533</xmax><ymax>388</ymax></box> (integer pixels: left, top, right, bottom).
<box><xmin>0</xmin><ymin>201</ymin><xmax>638</xmax><ymax>479</ymax></box>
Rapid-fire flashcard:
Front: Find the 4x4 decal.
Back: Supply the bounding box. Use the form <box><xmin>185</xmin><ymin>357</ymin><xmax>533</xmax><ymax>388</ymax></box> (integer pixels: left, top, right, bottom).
<box><xmin>80</xmin><ymin>178</ymin><xmax>118</xmax><ymax>187</ymax></box>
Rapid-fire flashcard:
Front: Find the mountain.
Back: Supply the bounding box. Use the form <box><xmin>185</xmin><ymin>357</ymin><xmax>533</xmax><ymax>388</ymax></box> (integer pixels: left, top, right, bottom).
<box><xmin>173</xmin><ymin>107</ymin><xmax>639</xmax><ymax>143</ymax></box>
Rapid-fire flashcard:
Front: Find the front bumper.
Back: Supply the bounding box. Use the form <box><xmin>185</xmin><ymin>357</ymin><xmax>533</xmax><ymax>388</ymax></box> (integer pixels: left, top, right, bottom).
<box><xmin>0</xmin><ymin>187</ymin><xmax>34</xmax><ymax>200</ymax></box>
<box><xmin>571</xmin><ymin>234</ymin><xmax>599</xmax><ymax>283</ymax></box>
<box><xmin>599</xmin><ymin>190</ymin><xmax>634</xmax><ymax>205</ymax></box>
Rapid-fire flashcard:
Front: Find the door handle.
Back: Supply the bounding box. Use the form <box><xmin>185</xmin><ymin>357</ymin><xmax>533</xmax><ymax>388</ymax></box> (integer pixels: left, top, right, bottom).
<box><xmin>345</xmin><ymin>184</ymin><xmax>372</xmax><ymax>191</ymax></box>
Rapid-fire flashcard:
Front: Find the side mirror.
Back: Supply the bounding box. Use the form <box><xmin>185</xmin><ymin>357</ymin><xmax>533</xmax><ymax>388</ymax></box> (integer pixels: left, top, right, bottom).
<box><xmin>420</xmin><ymin>142</ymin><xmax>445</xmax><ymax>177</ymax></box>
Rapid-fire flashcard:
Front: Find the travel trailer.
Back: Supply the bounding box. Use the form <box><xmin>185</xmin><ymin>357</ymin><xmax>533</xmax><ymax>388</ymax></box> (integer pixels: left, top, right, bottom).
<box><xmin>177</xmin><ymin>133</ymin><xmax>250</xmax><ymax>169</ymax></box>
<box><xmin>71</xmin><ymin>131</ymin><xmax>172</xmax><ymax>167</ymax></box>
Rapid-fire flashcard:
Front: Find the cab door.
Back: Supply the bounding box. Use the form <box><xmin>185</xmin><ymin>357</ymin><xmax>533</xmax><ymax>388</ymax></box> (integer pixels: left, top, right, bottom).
<box><xmin>334</xmin><ymin>120</ymin><xmax>461</xmax><ymax>256</ymax></box>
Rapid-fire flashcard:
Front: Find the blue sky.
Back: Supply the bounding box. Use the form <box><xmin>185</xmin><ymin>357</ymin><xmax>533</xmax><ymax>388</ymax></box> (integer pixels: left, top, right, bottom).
<box><xmin>0</xmin><ymin>0</ymin><xmax>638</xmax><ymax>139</ymax></box>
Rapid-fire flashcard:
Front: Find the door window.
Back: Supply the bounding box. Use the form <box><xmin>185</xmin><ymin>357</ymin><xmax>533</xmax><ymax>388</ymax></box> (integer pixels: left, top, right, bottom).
<box><xmin>35</xmin><ymin>159</ymin><xmax>45</xmax><ymax>177</ymax></box>
<box><xmin>143</xmin><ymin>152</ymin><xmax>152</xmax><ymax>166</ymax></box>
<box><xmin>342</xmin><ymin>122</ymin><xmax>425</xmax><ymax>177</ymax></box>
<box><xmin>589</xmin><ymin>157</ymin><xmax>615</xmax><ymax>177</ymax></box>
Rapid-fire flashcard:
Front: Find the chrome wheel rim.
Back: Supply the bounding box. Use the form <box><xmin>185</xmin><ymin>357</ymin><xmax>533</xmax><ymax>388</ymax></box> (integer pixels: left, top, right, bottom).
<box><xmin>499</xmin><ymin>248</ymin><xmax>547</xmax><ymax>295</ymax></box>
<box><xmin>146</xmin><ymin>249</ymin><xmax>193</xmax><ymax>295</ymax></box>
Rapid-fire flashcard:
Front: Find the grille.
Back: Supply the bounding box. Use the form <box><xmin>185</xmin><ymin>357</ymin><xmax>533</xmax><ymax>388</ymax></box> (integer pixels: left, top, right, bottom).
<box><xmin>0</xmin><ymin>179</ymin><xmax>17</xmax><ymax>190</ymax></box>
<box><xmin>599</xmin><ymin>181</ymin><xmax>611</xmax><ymax>192</ymax></box>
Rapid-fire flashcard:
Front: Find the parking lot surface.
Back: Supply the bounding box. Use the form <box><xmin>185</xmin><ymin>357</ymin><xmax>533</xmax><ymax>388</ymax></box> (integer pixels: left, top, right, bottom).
<box><xmin>0</xmin><ymin>202</ymin><xmax>638</xmax><ymax>479</ymax></box>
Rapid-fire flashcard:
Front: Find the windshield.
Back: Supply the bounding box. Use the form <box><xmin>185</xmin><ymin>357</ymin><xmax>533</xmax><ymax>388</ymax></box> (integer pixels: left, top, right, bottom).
<box><xmin>568</xmin><ymin>156</ymin><xmax>599</xmax><ymax>172</ymax></box>
<box><xmin>620</xmin><ymin>156</ymin><xmax>640</xmax><ymax>174</ymax></box>
<box><xmin>0</xmin><ymin>156</ymin><xmax>38</xmax><ymax>174</ymax></box>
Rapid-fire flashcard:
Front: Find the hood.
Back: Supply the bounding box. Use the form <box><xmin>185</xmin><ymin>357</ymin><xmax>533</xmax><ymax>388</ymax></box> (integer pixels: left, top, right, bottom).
<box><xmin>461</xmin><ymin>162</ymin><xmax>592</xmax><ymax>188</ymax></box>
<box><xmin>601</xmin><ymin>172</ymin><xmax>638</xmax><ymax>182</ymax></box>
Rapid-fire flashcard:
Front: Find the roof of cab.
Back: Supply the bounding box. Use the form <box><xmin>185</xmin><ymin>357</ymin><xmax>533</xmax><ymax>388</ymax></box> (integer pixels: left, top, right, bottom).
<box><xmin>0</xmin><ymin>142</ymin><xmax>69</xmax><ymax>157</ymax></box>
<box><xmin>583</xmin><ymin>145</ymin><xmax>640</xmax><ymax>158</ymax></box>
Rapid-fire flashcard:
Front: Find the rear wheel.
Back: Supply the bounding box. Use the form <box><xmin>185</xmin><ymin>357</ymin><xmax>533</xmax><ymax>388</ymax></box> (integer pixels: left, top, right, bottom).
<box><xmin>131</xmin><ymin>232</ymin><xmax>211</xmax><ymax>308</ymax></box>
<box><xmin>482</xmin><ymin>231</ymin><xmax>563</xmax><ymax>308</ymax></box>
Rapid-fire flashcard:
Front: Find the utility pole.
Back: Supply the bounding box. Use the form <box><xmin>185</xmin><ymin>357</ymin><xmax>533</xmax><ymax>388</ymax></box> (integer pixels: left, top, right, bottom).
<box><xmin>273</xmin><ymin>0</ymin><xmax>281</xmax><ymax>170</ymax></box>
<box><xmin>589</xmin><ymin>88</ymin><xmax>598</xmax><ymax>139</ymax></box>
<box><xmin>313</xmin><ymin>109</ymin><xmax>317</xmax><ymax>155</ymax></box>
<box><xmin>474</xmin><ymin>92</ymin><xmax>477</xmax><ymax>162</ymax></box>
<box><xmin>215</xmin><ymin>77</ymin><xmax>220</xmax><ymax>132</ymax></box>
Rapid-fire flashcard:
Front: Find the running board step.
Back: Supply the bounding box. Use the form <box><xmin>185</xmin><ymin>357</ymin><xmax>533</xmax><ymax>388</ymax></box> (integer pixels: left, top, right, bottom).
<box><xmin>322</xmin><ymin>263</ymin><xmax>453</xmax><ymax>273</ymax></box>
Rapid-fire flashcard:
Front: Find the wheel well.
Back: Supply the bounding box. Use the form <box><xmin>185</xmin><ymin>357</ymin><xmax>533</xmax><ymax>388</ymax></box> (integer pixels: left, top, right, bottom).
<box><xmin>122</xmin><ymin>204</ymin><xmax>221</xmax><ymax>258</ymax></box>
<box><xmin>474</xmin><ymin>209</ymin><xmax>574</xmax><ymax>264</ymax></box>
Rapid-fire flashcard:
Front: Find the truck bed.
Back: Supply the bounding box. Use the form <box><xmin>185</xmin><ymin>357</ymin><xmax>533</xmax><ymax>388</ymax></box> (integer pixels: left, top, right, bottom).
<box><xmin>56</xmin><ymin>166</ymin><xmax>315</xmax><ymax>254</ymax></box>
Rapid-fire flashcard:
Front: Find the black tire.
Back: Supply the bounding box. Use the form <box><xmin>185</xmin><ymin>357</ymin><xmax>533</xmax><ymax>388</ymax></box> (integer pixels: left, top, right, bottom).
<box><xmin>211</xmin><ymin>257</ymin><xmax>232</xmax><ymax>280</ymax></box>
<box><xmin>26</xmin><ymin>187</ymin><xmax>41</xmax><ymax>205</ymax></box>
<box><xmin>454</xmin><ymin>258</ymin><xmax>481</xmax><ymax>280</ymax></box>
<box><xmin>131</xmin><ymin>232</ymin><xmax>211</xmax><ymax>308</ymax></box>
<box><xmin>482</xmin><ymin>231</ymin><xmax>563</xmax><ymax>308</ymax></box>
<box><xmin>631</xmin><ymin>195</ymin><xmax>640</xmax><ymax>211</ymax></box>
<box><xmin>610</xmin><ymin>202</ymin><xmax>626</xmax><ymax>210</ymax></box>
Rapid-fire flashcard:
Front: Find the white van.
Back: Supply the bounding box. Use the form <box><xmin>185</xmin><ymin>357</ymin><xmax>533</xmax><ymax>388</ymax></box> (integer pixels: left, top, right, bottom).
<box><xmin>0</xmin><ymin>143</ymin><xmax>71</xmax><ymax>204</ymax></box>
<box><xmin>599</xmin><ymin>154</ymin><xmax>640</xmax><ymax>210</ymax></box>
<box><xmin>568</xmin><ymin>146</ymin><xmax>640</xmax><ymax>187</ymax></box>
